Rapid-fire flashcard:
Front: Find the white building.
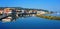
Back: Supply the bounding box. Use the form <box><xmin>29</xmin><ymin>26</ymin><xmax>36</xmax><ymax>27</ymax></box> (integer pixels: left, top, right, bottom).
<box><xmin>21</xmin><ymin>10</ymin><xmax>24</xmax><ymax>13</ymax></box>
<box><xmin>37</xmin><ymin>11</ymin><xmax>46</xmax><ymax>15</ymax></box>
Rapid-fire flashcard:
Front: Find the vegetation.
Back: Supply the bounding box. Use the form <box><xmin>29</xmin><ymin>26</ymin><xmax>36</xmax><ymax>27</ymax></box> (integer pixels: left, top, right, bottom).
<box><xmin>36</xmin><ymin>15</ymin><xmax>60</xmax><ymax>20</ymax></box>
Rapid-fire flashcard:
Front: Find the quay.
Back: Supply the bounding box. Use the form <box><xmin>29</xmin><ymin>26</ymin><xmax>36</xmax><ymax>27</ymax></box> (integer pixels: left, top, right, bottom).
<box><xmin>0</xmin><ymin>14</ymin><xmax>9</xmax><ymax>20</ymax></box>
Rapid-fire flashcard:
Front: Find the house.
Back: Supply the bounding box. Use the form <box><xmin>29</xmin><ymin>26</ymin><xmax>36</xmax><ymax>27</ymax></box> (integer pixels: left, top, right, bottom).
<box><xmin>0</xmin><ymin>10</ymin><xmax>3</xmax><ymax>15</ymax></box>
<box><xmin>37</xmin><ymin>11</ymin><xmax>46</xmax><ymax>15</ymax></box>
<box><xmin>4</xmin><ymin>8</ymin><xmax>12</xmax><ymax>16</ymax></box>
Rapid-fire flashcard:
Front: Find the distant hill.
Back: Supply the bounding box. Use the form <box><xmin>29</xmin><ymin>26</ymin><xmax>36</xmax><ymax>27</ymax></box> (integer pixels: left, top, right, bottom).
<box><xmin>0</xmin><ymin>7</ymin><xmax>52</xmax><ymax>12</ymax></box>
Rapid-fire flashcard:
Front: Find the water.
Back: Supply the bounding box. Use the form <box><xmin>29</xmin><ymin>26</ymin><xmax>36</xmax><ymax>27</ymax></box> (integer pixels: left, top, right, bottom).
<box><xmin>0</xmin><ymin>16</ymin><xmax>60</xmax><ymax>29</ymax></box>
<box><xmin>45</xmin><ymin>13</ymin><xmax>60</xmax><ymax>17</ymax></box>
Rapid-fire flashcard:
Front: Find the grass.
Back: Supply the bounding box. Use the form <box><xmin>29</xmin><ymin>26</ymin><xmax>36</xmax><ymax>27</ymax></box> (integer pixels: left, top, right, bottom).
<box><xmin>36</xmin><ymin>14</ymin><xmax>60</xmax><ymax>20</ymax></box>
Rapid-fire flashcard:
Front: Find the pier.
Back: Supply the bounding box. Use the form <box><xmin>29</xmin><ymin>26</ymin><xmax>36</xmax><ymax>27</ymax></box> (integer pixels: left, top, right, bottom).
<box><xmin>0</xmin><ymin>14</ymin><xmax>9</xmax><ymax>19</ymax></box>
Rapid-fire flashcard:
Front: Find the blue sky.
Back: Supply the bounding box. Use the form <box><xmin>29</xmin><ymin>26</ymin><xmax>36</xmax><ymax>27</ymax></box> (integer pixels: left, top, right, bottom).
<box><xmin>0</xmin><ymin>0</ymin><xmax>60</xmax><ymax>12</ymax></box>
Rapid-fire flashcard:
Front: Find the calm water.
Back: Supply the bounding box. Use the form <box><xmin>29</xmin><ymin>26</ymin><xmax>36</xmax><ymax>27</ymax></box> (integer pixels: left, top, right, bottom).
<box><xmin>45</xmin><ymin>13</ymin><xmax>60</xmax><ymax>17</ymax></box>
<box><xmin>0</xmin><ymin>16</ymin><xmax>60</xmax><ymax>29</ymax></box>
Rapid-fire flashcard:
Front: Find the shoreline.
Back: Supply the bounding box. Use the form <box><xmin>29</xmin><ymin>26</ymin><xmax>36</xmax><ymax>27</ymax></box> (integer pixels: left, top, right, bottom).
<box><xmin>36</xmin><ymin>14</ymin><xmax>60</xmax><ymax>20</ymax></box>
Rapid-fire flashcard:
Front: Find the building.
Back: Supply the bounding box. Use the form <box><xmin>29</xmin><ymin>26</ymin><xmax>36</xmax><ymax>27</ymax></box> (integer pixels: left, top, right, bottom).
<box><xmin>37</xmin><ymin>11</ymin><xmax>46</xmax><ymax>15</ymax></box>
<box><xmin>4</xmin><ymin>8</ymin><xmax>12</xmax><ymax>16</ymax></box>
<box><xmin>0</xmin><ymin>10</ymin><xmax>3</xmax><ymax>15</ymax></box>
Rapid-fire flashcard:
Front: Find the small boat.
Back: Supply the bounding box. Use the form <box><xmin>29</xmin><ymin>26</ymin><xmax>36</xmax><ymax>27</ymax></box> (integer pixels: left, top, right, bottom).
<box><xmin>2</xmin><ymin>17</ymin><xmax>12</xmax><ymax>22</ymax></box>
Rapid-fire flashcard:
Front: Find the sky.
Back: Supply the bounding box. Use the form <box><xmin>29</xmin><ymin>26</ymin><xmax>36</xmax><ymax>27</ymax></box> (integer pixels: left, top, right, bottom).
<box><xmin>0</xmin><ymin>0</ymin><xmax>60</xmax><ymax>12</ymax></box>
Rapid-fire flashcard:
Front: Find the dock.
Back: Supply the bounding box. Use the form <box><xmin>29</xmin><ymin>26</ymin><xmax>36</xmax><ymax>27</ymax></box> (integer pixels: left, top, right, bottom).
<box><xmin>0</xmin><ymin>15</ymin><xmax>8</xmax><ymax>20</ymax></box>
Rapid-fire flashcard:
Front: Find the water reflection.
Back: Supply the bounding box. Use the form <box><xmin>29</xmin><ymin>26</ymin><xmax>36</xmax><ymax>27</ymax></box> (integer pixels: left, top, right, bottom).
<box><xmin>0</xmin><ymin>13</ymin><xmax>36</xmax><ymax>22</ymax></box>
<box><xmin>0</xmin><ymin>12</ymin><xmax>60</xmax><ymax>22</ymax></box>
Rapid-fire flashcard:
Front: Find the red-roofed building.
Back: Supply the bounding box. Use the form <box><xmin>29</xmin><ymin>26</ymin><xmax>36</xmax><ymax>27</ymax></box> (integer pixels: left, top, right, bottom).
<box><xmin>4</xmin><ymin>8</ymin><xmax>12</xmax><ymax>16</ymax></box>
